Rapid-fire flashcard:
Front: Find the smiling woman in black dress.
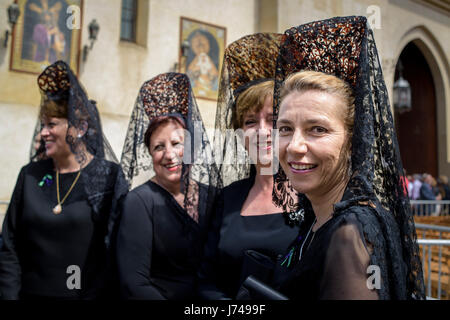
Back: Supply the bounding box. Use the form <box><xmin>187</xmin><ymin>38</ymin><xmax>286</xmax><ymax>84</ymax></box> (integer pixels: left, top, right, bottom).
<box><xmin>117</xmin><ymin>73</ymin><xmax>219</xmax><ymax>299</ymax></box>
<box><xmin>0</xmin><ymin>61</ymin><xmax>128</xmax><ymax>300</ymax></box>
<box><xmin>197</xmin><ymin>33</ymin><xmax>301</xmax><ymax>300</ymax></box>
<box><xmin>271</xmin><ymin>16</ymin><xmax>425</xmax><ymax>300</ymax></box>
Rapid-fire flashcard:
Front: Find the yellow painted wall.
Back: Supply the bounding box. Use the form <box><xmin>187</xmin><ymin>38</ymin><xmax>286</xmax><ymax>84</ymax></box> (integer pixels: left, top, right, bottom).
<box><xmin>0</xmin><ymin>0</ymin><xmax>449</xmax><ymax>218</ymax></box>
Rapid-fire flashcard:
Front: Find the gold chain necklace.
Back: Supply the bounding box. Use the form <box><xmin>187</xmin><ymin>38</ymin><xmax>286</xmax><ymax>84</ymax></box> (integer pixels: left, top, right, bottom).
<box><xmin>53</xmin><ymin>170</ymin><xmax>81</xmax><ymax>214</ymax></box>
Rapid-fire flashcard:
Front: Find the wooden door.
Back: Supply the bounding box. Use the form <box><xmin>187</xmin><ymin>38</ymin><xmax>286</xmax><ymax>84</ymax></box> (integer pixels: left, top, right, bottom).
<box><xmin>394</xmin><ymin>42</ymin><xmax>437</xmax><ymax>177</ymax></box>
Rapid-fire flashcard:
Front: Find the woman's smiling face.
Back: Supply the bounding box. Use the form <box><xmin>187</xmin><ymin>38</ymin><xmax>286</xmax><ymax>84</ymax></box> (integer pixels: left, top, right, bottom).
<box><xmin>241</xmin><ymin>95</ymin><xmax>274</xmax><ymax>167</ymax></box>
<box><xmin>277</xmin><ymin>89</ymin><xmax>349</xmax><ymax>198</ymax></box>
<box><xmin>40</xmin><ymin>116</ymin><xmax>73</xmax><ymax>160</ymax></box>
<box><xmin>149</xmin><ymin>121</ymin><xmax>185</xmax><ymax>189</ymax></box>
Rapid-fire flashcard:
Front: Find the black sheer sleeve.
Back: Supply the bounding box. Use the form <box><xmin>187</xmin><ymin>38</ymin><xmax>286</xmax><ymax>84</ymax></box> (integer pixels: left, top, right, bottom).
<box><xmin>197</xmin><ymin>190</ymin><xmax>231</xmax><ymax>300</ymax></box>
<box><xmin>319</xmin><ymin>223</ymin><xmax>379</xmax><ymax>300</ymax></box>
<box><xmin>116</xmin><ymin>189</ymin><xmax>165</xmax><ymax>300</ymax></box>
<box><xmin>0</xmin><ymin>167</ymin><xmax>25</xmax><ymax>300</ymax></box>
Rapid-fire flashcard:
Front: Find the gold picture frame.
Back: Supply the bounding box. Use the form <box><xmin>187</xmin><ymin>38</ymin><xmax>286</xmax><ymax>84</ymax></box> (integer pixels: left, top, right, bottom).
<box><xmin>10</xmin><ymin>0</ymin><xmax>83</xmax><ymax>75</ymax></box>
<box><xmin>179</xmin><ymin>17</ymin><xmax>226</xmax><ymax>101</ymax></box>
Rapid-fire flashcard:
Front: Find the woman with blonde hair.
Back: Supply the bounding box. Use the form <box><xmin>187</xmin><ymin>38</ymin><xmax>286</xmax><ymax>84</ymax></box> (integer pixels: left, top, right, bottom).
<box><xmin>271</xmin><ymin>17</ymin><xmax>425</xmax><ymax>300</ymax></box>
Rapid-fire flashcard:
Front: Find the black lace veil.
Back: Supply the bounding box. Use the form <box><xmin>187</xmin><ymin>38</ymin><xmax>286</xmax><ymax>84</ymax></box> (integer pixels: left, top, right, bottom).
<box><xmin>31</xmin><ymin>61</ymin><xmax>128</xmax><ymax>245</ymax></box>
<box><xmin>120</xmin><ymin>72</ymin><xmax>219</xmax><ymax>224</ymax></box>
<box><xmin>214</xmin><ymin>33</ymin><xmax>283</xmax><ymax>187</ymax></box>
<box><xmin>30</xmin><ymin>62</ymin><xmax>118</xmax><ymax>163</ymax></box>
<box><xmin>30</xmin><ymin>103</ymin><xmax>118</xmax><ymax>163</ymax></box>
<box><xmin>272</xmin><ymin>16</ymin><xmax>425</xmax><ymax>299</ymax></box>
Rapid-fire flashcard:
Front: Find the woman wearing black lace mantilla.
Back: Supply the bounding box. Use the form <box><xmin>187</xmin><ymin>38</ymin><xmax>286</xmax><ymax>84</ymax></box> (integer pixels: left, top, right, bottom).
<box><xmin>197</xmin><ymin>33</ymin><xmax>299</xmax><ymax>300</ymax></box>
<box><xmin>117</xmin><ymin>73</ymin><xmax>219</xmax><ymax>299</ymax></box>
<box><xmin>271</xmin><ymin>16</ymin><xmax>425</xmax><ymax>300</ymax></box>
<box><xmin>0</xmin><ymin>61</ymin><xmax>128</xmax><ymax>300</ymax></box>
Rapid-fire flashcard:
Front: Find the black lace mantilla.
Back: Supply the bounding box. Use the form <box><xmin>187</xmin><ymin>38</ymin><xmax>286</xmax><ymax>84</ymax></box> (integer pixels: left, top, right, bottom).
<box><xmin>120</xmin><ymin>72</ymin><xmax>220</xmax><ymax>227</ymax></box>
<box><xmin>31</xmin><ymin>60</ymin><xmax>128</xmax><ymax>248</ymax></box>
<box><xmin>214</xmin><ymin>33</ymin><xmax>283</xmax><ymax>187</ymax></box>
<box><xmin>272</xmin><ymin>16</ymin><xmax>425</xmax><ymax>299</ymax></box>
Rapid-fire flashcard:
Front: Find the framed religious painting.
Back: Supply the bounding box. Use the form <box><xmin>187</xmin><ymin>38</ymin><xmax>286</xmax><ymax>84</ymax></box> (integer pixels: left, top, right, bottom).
<box><xmin>10</xmin><ymin>0</ymin><xmax>83</xmax><ymax>75</ymax></box>
<box><xmin>179</xmin><ymin>17</ymin><xmax>226</xmax><ymax>101</ymax></box>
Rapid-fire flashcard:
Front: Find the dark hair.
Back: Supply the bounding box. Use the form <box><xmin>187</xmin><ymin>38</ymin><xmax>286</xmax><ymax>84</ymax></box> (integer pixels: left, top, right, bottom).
<box><xmin>144</xmin><ymin>116</ymin><xmax>186</xmax><ymax>151</ymax></box>
<box><xmin>39</xmin><ymin>98</ymin><xmax>68</xmax><ymax>120</ymax></box>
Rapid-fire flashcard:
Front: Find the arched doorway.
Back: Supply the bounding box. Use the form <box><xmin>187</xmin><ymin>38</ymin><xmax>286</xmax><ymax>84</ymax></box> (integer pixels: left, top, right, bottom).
<box><xmin>394</xmin><ymin>42</ymin><xmax>437</xmax><ymax>177</ymax></box>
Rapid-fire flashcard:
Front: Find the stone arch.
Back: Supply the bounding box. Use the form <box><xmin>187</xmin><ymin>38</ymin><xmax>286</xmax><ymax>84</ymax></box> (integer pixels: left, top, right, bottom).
<box><xmin>394</xmin><ymin>25</ymin><xmax>450</xmax><ymax>176</ymax></box>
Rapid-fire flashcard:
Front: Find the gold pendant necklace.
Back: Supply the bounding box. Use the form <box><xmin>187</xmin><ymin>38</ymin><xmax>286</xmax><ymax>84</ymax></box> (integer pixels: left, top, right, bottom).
<box><xmin>53</xmin><ymin>169</ymin><xmax>81</xmax><ymax>215</ymax></box>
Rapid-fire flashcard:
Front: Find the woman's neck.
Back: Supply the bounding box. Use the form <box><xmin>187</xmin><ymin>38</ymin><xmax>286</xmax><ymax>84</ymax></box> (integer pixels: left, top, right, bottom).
<box><xmin>52</xmin><ymin>153</ymin><xmax>80</xmax><ymax>173</ymax></box>
<box><xmin>241</xmin><ymin>171</ymin><xmax>280</xmax><ymax>216</ymax></box>
<box><xmin>253</xmin><ymin>169</ymin><xmax>273</xmax><ymax>192</ymax></box>
<box><xmin>152</xmin><ymin>177</ymin><xmax>181</xmax><ymax>197</ymax></box>
<box><xmin>307</xmin><ymin>177</ymin><xmax>349</xmax><ymax>232</ymax></box>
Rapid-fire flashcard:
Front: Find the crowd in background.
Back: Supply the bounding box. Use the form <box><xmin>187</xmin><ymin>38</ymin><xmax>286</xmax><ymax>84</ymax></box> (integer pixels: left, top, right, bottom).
<box><xmin>406</xmin><ymin>173</ymin><xmax>450</xmax><ymax>201</ymax></box>
<box><xmin>406</xmin><ymin>172</ymin><xmax>450</xmax><ymax>216</ymax></box>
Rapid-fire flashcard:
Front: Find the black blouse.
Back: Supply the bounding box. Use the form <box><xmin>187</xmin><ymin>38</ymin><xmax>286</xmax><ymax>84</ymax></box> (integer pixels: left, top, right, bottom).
<box><xmin>273</xmin><ymin>208</ymin><xmax>380</xmax><ymax>300</ymax></box>
<box><xmin>0</xmin><ymin>158</ymin><xmax>122</xmax><ymax>300</ymax></box>
<box><xmin>198</xmin><ymin>177</ymin><xmax>299</xmax><ymax>300</ymax></box>
<box><xmin>116</xmin><ymin>180</ymin><xmax>211</xmax><ymax>300</ymax></box>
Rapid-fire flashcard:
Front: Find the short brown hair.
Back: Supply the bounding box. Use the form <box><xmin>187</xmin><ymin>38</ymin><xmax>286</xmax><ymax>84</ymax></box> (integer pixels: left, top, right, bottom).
<box><xmin>39</xmin><ymin>98</ymin><xmax>68</xmax><ymax>120</ymax></box>
<box><xmin>233</xmin><ymin>80</ymin><xmax>274</xmax><ymax>129</ymax></box>
<box><xmin>280</xmin><ymin>71</ymin><xmax>354</xmax><ymax>134</ymax></box>
<box><xmin>144</xmin><ymin>116</ymin><xmax>186</xmax><ymax>151</ymax></box>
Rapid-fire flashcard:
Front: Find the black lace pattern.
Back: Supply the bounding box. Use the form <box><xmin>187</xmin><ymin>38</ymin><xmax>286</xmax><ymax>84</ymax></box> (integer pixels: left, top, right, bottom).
<box><xmin>214</xmin><ymin>33</ymin><xmax>283</xmax><ymax>186</ymax></box>
<box><xmin>120</xmin><ymin>73</ymin><xmax>219</xmax><ymax>226</ymax></box>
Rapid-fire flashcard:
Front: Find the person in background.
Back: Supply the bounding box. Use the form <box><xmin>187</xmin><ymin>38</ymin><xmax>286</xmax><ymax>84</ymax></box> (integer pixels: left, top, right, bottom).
<box><xmin>420</xmin><ymin>174</ymin><xmax>440</xmax><ymax>201</ymax></box>
<box><xmin>412</xmin><ymin>173</ymin><xmax>423</xmax><ymax>200</ymax></box>
<box><xmin>407</xmin><ymin>174</ymin><xmax>414</xmax><ymax>199</ymax></box>
<box><xmin>420</xmin><ymin>174</ymin><xmax>442</xmax><ymax>215</ymax></box>
<box><xmin>437</xmin><ymin>175</ymin><xmax>450</xmax><ymax>214</ymax></box>
<box><xmin>437</xmin><ymin>175</ymin><xmax>450</xmax><ymax>200</ymax></box>
<box><xmin>430</xmin><ymin>176</ymin><xmax>442</xmax><ymax>200</ymax></box>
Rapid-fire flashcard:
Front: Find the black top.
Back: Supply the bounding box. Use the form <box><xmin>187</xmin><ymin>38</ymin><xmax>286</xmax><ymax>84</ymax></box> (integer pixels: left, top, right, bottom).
<box><xmin>116</xmin><ymin>180</ymin><xmax>211</xmax><ymax>300</ymax></box>
<box><xmin>0</xmin><ymin>158</ymin><xmax>123</xmax><ymax>299</ymax></box>
<box><xmin>198</xmin><ymin>177</ymin><xmax>299</xmax><ymax>300</ymax></box>
<box><xmin>273</xmin><ymin>206</ymin><xmax>380</xmax><ymax>300</ymax></box>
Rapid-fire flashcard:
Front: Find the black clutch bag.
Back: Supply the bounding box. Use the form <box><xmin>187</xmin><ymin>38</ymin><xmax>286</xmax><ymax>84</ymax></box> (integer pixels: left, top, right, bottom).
<box><xmin>236</xmin><ymin>275</ymin><xmax>289</xmax><ymax>300</ymax></box>
<box><xmin>239</xmin><ymin>249</ymin><xmax>276</xmax><ymax>286</ymax></box>
<box><xmin>236</xmin><ymin>250</ymin><xmax>288</xmax><ymax>300</ymax></box>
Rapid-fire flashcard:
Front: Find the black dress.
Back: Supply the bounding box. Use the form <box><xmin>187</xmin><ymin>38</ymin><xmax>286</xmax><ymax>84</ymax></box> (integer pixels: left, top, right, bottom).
<box><xmin>116</xmin><ymin>180</ymin><xmax>211</xmax><ymax>300</ymax></box>
<box><xmin>273</xmin><ymin>201</ymin><xmax>381</xmax><ymax>300</ymax></box>
<box><xmin>198</xmin><ymin>176</ymin><xmax>299</xmax><ymax>300</ymax></box>
<box><xmin>0</xmin><ymin>158</ymin><xmax>123</xmax><ymax>300</ymax></box>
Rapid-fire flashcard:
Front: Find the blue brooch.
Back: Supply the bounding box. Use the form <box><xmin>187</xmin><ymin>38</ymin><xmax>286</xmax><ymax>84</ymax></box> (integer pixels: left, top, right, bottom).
<box><xmin>38</xmin><ymin>174</ymin><xmax>53</xmax><ymax>187</ymax></box>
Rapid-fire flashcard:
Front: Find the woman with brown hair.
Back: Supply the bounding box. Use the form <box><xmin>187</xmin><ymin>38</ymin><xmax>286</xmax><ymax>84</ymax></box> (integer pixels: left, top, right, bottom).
<box><xmin>0</xmin><ymin>61</ymin><xmax>128</xmax><ymax>300</ymax></box>
<box><xmin>197</xmin><ymin>33</ymin><xmax>299</xmax><ymax>300</ymax></box>
<box><xmin>271</xmin><ymin>16</ymin><xmax>425</xmax><ymax>300</ymax></box>
<box><xmin>117</xmin><ymin>73</ymin><xmax>219</xmax><ymax>299</ymax></box>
